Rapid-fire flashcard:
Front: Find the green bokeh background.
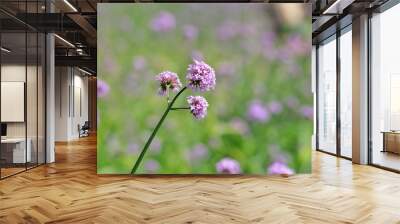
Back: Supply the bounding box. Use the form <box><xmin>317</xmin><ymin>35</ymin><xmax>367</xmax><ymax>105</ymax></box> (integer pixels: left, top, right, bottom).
<box><xmin>97</xmin><ymin>3</ymin><xmax>312</xmax><ymax>174</ymax></box>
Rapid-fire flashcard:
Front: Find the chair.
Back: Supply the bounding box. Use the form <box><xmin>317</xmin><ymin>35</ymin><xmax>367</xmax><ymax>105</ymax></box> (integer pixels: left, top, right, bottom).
<box><xmin>78</xmin><ymin>121</ymin><xmax>90</xmax><ymax>138</ymax></box>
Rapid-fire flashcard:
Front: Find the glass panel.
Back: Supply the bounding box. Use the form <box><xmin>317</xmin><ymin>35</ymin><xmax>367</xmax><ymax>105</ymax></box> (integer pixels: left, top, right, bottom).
<box><xmin>371</xmin><ymin>4</ymin><xmax>400</xmax><ymax>171</ymax></box>
<box><xmin>27</xmin><ymin>30</ymin><xmax>38</xmax><ymax>169</ymax></box>
<box><xmin>38</xmin><ymin>33</ymin><xmax>45</xmax><ymax>165</ymax></box>
<box><xmin>317</xmin><ymin>36</ymin><xmax>337</xmax><ymax>154</ymax></box>
<box><xmin>0</xmin><ymin>1</ymin><xmax>46</xmax><ymax>179</ymax></box>
<box><xmin>1</xmin><ymin>30</ymin><xmax>27</xmax><ymax>177</ymax></box>
<box><xmin>340</xmin><ymin>28</ymin><xmax>352</xmax><ymax>158</ymax></box>
<box><xmin>26</xmin><ymin>0</ymin><xmax>38</xmax><ymax>169</ymax></box>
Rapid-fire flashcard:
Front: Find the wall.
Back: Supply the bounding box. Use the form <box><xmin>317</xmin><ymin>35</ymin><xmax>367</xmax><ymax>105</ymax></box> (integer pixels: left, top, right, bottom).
<box><xmin>1</xmin><ymin>63</ymin><xmax>46</xmax><ymax>165</ymax></box>
<box><xmin>55</xmin><ymin>67</ymin><xmax>89</xmax><ymax>141</ymax></box>
<box><xmin>1</xmin><ymin>65</ymin><xmax>41</xmax><ymax>138</ymax></box>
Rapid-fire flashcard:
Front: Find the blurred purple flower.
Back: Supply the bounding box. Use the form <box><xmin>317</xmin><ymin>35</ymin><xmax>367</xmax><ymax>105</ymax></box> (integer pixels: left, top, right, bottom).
<box><xmin>127</xmin><ymin>142</ymin><xmax>139</xmax><ymax>155</ymax></box>
<box><xmin>208</xmin><ymin>138</ymin><xmax>221</xmax><ymax>149</ymax></box>
<box><xmin>276</xmin><ymin>48</ymin><xmax>291</xmax><ymax>62</ymax></box>
<box><xmin>262</xmin><ymin>48</ymin><xmax>279</xmax><ymax>61</ymax></box>
<box><xmin>240</xmin><ymin>24</ymin><xmax>257</xmax><ymax>37</ymax></box>
<box><xmin>217</xmin><ymin>62</ymin><xmax>236</xmax><ymax>76</ymax></box>
<box><xmin>124</xmin><ymin>74</ymin><xmax>139</xmax><ymax>94</ymax></box>
<box><xmin>146</xmin><ymin>115</ymin><xmax>159</xmax><ymax>127</ymax></box>
<box><xmin>216</xmin><ymin>21</ymin><xmax>239</xmax><ymax>41</ymax></box>
<box><xmin>288</xmin><ymin>63</ymin><xmax>300</xmax><ymax>76</ymax></box>
<box><xmin>187</xmin><ymin>144</ymin><xmax>208</xmax><ymax>163</ymax></box>
<box><xmin>119</xmin><ymin>17</ymin><xmax>133</xmax><ymax>32</ymax></box>
<box><xmin>267</xmin><ymin>101</ymin><xmax>283</xmax><ymax>114</ymax></box>
<box><xmin>106</xmin><ymin>136</ymin><xmax>120</xmax><ymax>155</ymax></box>
<box><xmin>133</xmin><ymin>56</ymin><xmax>147</xmax><ymax>71</ymax></box>
<box><xmin>230</xmin><ymin>118</ymin><xmax>249</xmax><ymax>135</ymax></box>
<box><xmin>156</xmin><ymin>71</ymin><xmax>182</xmax><ymax>96</ymax></box>
<box><xmin>97</xmin><ymin>79</ymin><xmax>110</xmax><ymax>98</ymax></box>
<box><xmin>144</xmin><ymin>159</ymin><xmax>160</xmax><ymax>173</ymax></box>
<box><xmin>300</xmin><ymin>106</ymin><xmax>313</xmax><ymax>120</ymax></box>
<box><xmin>191</xmin><ymin>50</ymin><xmax>204</xmax><ymax>61</ymax></box>
<box><xmin>187</xmin><ymin>96</ymin><xmax>209</xmax><ymax>120</ymax></box>
<box><xmin>286</xmin><ymin>97</ymin><xmax>299</xmax><ymax>109</ymax></box>
<box><xmin>267</xmin><ymin>161</ymin><xmax>294</xmax><ymax>176</ymax></box>
<box><xmin>267</xmin><ymin>144</ymin><xmax>281</xmax><ymax>154</ymax></box>
<box><xmin>183</xmin><ymin>24</ymin><xmax>198</xmax><ymax>41</ymax></box>
<box><xmin>261</xmin><ymin>31</ymin><xmax>276</xmax><ymax>45</ymax></box>
<box><xmin>285</xmin><ymin>34</ymin><xmax>310</xmax><ymax>56</ymax></box>
<box><xmin>186</xmin><ymin>60</ymin><xmax>216</xmax><ymax>92</ymax></box>
<box><xmin>216</xmin><ymin>158</ymin><xmax>241</xmax><ymax>174</ymax></box>
<box><xmin>260</xmin><ymin>31</ymin><xmax>276</xmax><ymax>49</ymax></box>
<box><xmin>104</xmin><ymin>57</ymin><xmax>117</xmax><ymax>73</ymax></box>
<box><xmin>247</xmin><ymin>100</ymin><xmax>270</xmax><ymax>123</ymax></box>
<box><xmin>260</xmin><ymin>32</ymin><xmax>278</xmax><ymax>61</ymax></box>
<box><xmin>150</xmin><ymin>138</ymin><xmax>161</xmax><ymax>154</ymax></box>
<box><xmin>150</xmin><ymin>11</ymin><xmax>176</xmax><ymax>33</ymax></box>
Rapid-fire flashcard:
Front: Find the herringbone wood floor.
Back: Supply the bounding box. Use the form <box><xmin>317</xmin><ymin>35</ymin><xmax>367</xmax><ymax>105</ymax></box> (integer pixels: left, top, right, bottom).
<box><xmin>1</xmin><ymin>135</ymin><xmax>400</xmax><ymax>224</ymax></box>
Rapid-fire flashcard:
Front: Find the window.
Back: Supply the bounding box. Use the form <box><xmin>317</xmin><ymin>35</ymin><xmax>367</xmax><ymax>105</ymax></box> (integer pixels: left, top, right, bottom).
<box><xmin>317</xmin><ymin>35</ymin><xmax>337</xmax><ymax>154</ymax></box>
<box><xmin>339</xmin><ymin>27</ymin><xmax>352</xmax><ymax>158</ymax></box>
<box><xmin>371</xmin><ymin>3</ymin><xmax>400</xmax><ymax>171</ymax></box>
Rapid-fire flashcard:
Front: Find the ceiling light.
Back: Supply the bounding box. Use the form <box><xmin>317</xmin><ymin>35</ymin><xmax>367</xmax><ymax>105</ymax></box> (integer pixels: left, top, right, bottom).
<box><xmin>63</xmin><ymin>0</ymin><xmax>78</xmax><ymax>12</ymax></box>
<box><xmin>78</xmin><ymin>67</ymin><xmax>92</xmax><ymax>76</ymax></box>
<box><xmin>322</xmin><ymin>0</ymin><xmax>354</xmax><ymax>15</ymax></box>
<box><xmin>54</xmin><ymin>34</ymin><xmax>75</xmax><ymax>48</ymax></box>
<box><xmin>1</xmin><ymin>47</ymin><xmax>11</xmax><ymax>53</ymax></box>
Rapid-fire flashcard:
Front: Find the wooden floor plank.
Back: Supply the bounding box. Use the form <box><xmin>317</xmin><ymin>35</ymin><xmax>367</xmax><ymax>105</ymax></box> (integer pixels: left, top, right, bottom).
<box><xmin>0</xmin><ymin>135</ymin><xmax>400</xmax><ymax>223</ymax></box>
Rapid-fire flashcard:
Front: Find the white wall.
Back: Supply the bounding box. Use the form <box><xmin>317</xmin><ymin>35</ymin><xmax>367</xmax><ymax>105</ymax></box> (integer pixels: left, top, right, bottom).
<box><xmin>1</xmin><ymin>63</ymin><xmax>46</xmax><ymax>164</ymax></box>
<box><xmin>55</xmin><ymin>67</ymin><xmax>69</xmax><ymax>141</ymax></box>
<box><xmin>1</xmin><ymin>65</ymin><xmax>37</xmax><ymax>137</ymax></box>
<box><xmin>55</xmin><ymin>67</ymin><xmax>89</xmax><ymax>141</ymax></box>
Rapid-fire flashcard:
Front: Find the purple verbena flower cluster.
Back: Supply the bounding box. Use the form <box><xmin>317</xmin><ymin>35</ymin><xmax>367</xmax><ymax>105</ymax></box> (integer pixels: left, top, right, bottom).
<box><xmin>186</xmin><ymin>144</ymin><xmax>208</xmax><ymax>164</ymax></box>
<box><xmin>267</xmin><ymin>101</ymin><xmax>282</xmax><ymax>114</ymax></box>
<box><xmin>155</xmin><ymin>60</ymin><xmax>216</xmax><ymax>120</ymax></box>
<box><xmin>183</xmin><ymin>25</ymin><xmax>198</xmax><ymax>41</ymax></box>
<box><xmin>299</xmin><ymin>106</ymin><xmax>313</xmax><ymax>120</ymax></box>
<box><xmin>156</xmin><ymin>71</ymin><xmax>182</xmax><ymax>96</ymax></box>
<box><xmin>267</xmin><ymin>161</ymin><xmax>294</xmax><ymax>176</ymax></box>
<box><xmin>150</xmin><ymin>11</ymin><xmax>176</xmax><ymax>33</ymax></box>
<box><xmin>133</xmin><ymin>56</ymin><xmax>147</xmax><ymax>71</ymax></box>
<box><xmin>187</xmin><ymin>96</ymin><xmax>209</xmax><ymax>119</ymax></box>
<box><xmin>216</xmin><ymin>158</ymin><xmax>241</xmax><ymax>174</ymax></box>
<box><xmin>186</xmin><ymin>60</ymin><xmax>216</xmax><ymax>92</ymax></box>
<box><xmin>217</xmin><ymin>61</ymin><xmax>236</xmax><ymax>77</ymax></box>
<box><xmin>247</xmin><ymin>100</ymin><xmax>285</xmax><ymax>123</ymax></box>
<box><xmin>247</xmin><ymin>100</ymin><xmax>270</xmax><ymax>123</ymax></box>
<box><xmin>144</xmin><ymin>159</ymin><xmax>160</xmax><ymax>173</ymax></box>
<box><xmin>97</xmin><ymin>79</ymin><xmax>110</xmax><ymax>98</ymax></box>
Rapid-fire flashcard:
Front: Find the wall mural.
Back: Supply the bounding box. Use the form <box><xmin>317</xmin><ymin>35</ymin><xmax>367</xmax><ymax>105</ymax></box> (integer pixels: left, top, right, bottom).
<box><xmin>97</xmin><ymin>3</ymin><xmax>312</xmax><ymax>175</ymax></box>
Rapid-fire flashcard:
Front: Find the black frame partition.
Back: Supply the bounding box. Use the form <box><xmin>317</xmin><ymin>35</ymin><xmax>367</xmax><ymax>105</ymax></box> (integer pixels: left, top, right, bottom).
<box><xmin>0</xmin><ymin>0</ymin><xmax>47</xmax><ymax>180</ymax></box>
<box><xmin>315</xmin><ymin>23</ymin><xmax>353</xmax><ymax>160</ymax></box>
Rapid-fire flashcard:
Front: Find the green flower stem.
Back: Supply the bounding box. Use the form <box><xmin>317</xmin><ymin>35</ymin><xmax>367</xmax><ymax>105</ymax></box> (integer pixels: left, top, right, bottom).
<box><xmin>170</xmin><ymin>107</ymin><xmax>190</xmax><ymax>110</ymax></box>
<box><xmin>130</xmin><ymin>86</ymin><xmax>187</xmax><ymax>174</ymax></box>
